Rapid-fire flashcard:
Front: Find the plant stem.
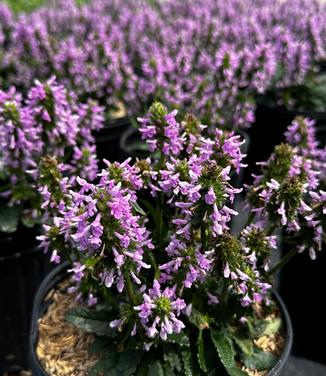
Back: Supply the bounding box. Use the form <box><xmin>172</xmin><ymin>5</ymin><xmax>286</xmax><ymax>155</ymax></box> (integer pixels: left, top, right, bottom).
<box><xmin>148</xmin><ymin>252</ymin><xmax>160</xmax><ymax>280</ymax></box>
<box><xmin>268</xmin><ymin>248</ymin><xmax>298</xmax><ymax>275</ymax></box>
<box><xmin>125</xmin><ymin>270</ymin><xmax>138</xmax><ymax>306</ymax></box>
<box><xmin>201</xmin><ymin>224</ymin><xmax>206</xmax><ymax>249</ymax></box>
<box><xmin>266</xmin><ymin>224</ymin><xmax>276</xmax><ymax>236</ymax></box>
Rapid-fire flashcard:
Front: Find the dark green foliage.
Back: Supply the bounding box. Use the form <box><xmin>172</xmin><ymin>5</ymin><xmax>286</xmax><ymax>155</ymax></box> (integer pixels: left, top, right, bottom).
<box><xmin>88</xmin><ymin>350</ymin><xmax>143</xmax><ymax>376</ymax></box>
<box><xmin>0</xmin><ymin>203</ymin><xmax>20</xmax><ymax>233</ymax></box>
<box><xmin>242</xmin><ymin>347</ymin><xmax>277</xmax><ymax>371</ymax></box>
<box><xmin>66</xmin><ymin>307</ymin><xmax>117</xmax><ymax>337</ymax></box>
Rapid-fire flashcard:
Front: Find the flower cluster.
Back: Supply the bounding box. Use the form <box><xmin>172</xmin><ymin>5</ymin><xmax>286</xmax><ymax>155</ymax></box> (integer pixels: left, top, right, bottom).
<box><xmin>0</xmin><ymin>77</ymin><xmax>104</xmax><ymax>227</ymax></box>
<box><xmin>134</xmin><ymin>280</ymin><xmax>187</xmax><ymax>341</ymax></box>
<box><xmin>39</xmin><ymin>102</ymin><xmax>325</xmax><ymax>374</ymax></box>
<box><xmin>1</xmin><ymin>0</ymin><xmax>326</xmax><ymax>126</ymax></box>
<box><xmin>247</xmin><ymin>116</ymin><xmax>326</xmax><ymax>259</ymax></box>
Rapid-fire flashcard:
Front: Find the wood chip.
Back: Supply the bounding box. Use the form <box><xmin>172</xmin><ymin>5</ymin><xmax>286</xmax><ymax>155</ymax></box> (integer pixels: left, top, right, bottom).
<box><xmin>36</xmin><ymin>280</ymin><xmax>98</xmax><ymax>376</ymax></box>
<box><xmin>243</xmin><ymin>311</ymin><xmax>285</xmax><ymax>376</ymax></box>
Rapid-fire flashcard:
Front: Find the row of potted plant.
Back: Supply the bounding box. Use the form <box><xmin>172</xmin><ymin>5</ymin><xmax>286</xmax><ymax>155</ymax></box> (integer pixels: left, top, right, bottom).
<box><xmin>1</xmin><ymin>0</ymin><xmax>326</xmax><ymax>129</ymax></box>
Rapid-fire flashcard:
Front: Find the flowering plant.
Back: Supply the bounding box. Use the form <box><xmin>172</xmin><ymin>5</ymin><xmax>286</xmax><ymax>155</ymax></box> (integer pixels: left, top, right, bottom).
<box><xmin>39</xmin><ymin>103</ymin><xmax>325</xmax><ymax>375</ymax></box>
<box><xmin>0</xmin><ymin>77</ymin><xmax>104</xmax><ymax>233</ymax></box>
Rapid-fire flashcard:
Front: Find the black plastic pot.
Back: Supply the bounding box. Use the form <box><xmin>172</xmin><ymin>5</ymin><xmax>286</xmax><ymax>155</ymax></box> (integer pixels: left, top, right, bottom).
<box><xmin>30</xmin><ymin>262</ymin><xmax>292</xmax><ymax>376</ymax></box>
<box><xmin>29</xmin><ymin>262</ymin><xmax>69</xmax><ymax>376</ymax></box>
<box><xmin>119</xmin><ymin>125</ymin><xmax>150</xmax><ymax>160</ymax></box>
<box><xmin>0</xmin><ymin>224</ymin><xmax>39</xmax><ymax>259</ymax></box>
<box><xmin>280</xmin><ymin>244</ymin><xmax>326</xmax><ymax>364</ymax></box>
<box><xmin>95</xmin><ymin>117</ymin><xmax>131</xmax><ymax>166</ymax></box>
<box><xmin>245</xmin><ymin>105</ymin><xmax>326</xmax><ymax>182</ymax></box>
<box><xmin>0</xmin><ymin>245</ymin><xmax>54</xmax><ymax>374</ymax></box>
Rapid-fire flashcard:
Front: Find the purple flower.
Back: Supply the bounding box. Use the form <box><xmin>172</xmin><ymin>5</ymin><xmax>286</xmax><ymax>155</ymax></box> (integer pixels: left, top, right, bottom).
<box><xmin>135</xmin><ymin>280</ymin><xmax>187</xmax><ymax>341</ymax></box>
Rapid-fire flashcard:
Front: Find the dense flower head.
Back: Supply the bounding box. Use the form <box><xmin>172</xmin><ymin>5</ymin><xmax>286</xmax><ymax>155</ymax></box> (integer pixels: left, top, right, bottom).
<box><xmin>134</xmin><ymin>280</ymin><xmax>187</xmax><ymax>340</ymax></box>
<box><xmin>138</xmin><ymin>102</ymin><xmax>184</xmax><ymax>156</ymax></box>
<box><xmin>285</xmin><ymin>116</ymin><xmax>320</xmax><ymax>158</ymax></box>
<box><xmin>247</xmin><ymin>117</ymin><xmax>326</xmax><ymax>259</ymax></box>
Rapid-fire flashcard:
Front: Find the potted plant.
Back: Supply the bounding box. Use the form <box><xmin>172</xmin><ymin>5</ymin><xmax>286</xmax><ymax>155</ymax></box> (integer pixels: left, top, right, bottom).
<box><xmin>29</xmin><ymin>102</ymin><xmax>324</xmax><ymax>375</ymax></box>
<box><xmin>0</xmin><ymin>77</ymin><xmax>103</xmax><ymax>371</ymax></box>
<box><xmin>0</xmin><ymin>77</ymin><xmax>103</xmax><ymax>251</ymax></box>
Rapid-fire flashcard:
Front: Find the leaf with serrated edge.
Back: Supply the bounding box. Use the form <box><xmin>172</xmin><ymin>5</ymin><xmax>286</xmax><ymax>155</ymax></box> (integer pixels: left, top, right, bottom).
<box><xmin>230</xmin><ymin>331</ymin><xmax>253</xmax><ymax>356</ymax></box>
<box><xmin>181</xmin><ymin>350</ymin><xmax>193</xmax><ymax>376</ymax></box>
<box><xmin>261</xmin><ymin>318</ymin><xmax>281</xmax><ymax>336</ymax></box>
<box><xmin>243</xmin><ymin>347</ymin><xmax>277</xmax><ymax>371</ymax></box>
<box><xmin>163</xmin><ymin>352</ymin><xmax>182</xmax><ymax>373</ymax></box>
<box><xmin>166</xmin><ymin>332</ymin><xmax>190</xmax><ymax>347</ymax></box>
<box><xmin>211</xmin><ymin>330</ymin><xmax>235</xmax><ymax>369</ymax></box>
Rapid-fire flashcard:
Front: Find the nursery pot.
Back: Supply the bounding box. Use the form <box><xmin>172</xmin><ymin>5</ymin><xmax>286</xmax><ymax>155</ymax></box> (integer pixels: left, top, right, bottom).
<box><xmin>245</xmin><ymin>104</ymin><xmax>326</xmax><ymax>181</ymax></box>
<box><xmin>0</xmin><ymin>244</ymin><xmax>54</xmax><ymax>374</ymax></box>
<box><xmin>30</xmin><ymin>263</ymin><xmax>292</xmax><ymax>376</ymax></box>
<box><xmin>120</xmin><ymin>125</ymin><xmax>150</xmax><ymax>160</ymax></box>
<box><xmin>95</xmin><ymin>116</ymin><xmax>131</xmax><ymax>165</ymax></box>
<box><xmin>280</xmin><ymin>241</ymin><xmax>326</xmax><ymax>364</ymax></box>
<box><xmin>0</xmin><ymin>223</ymin><xmax>39</xmax><ymax>259</ymax></box>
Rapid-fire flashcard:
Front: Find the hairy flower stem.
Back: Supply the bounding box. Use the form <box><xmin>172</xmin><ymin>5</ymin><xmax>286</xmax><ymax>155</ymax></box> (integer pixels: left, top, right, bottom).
<box><xmin>268</xmin><ymin>248</ymin><xmax>298</xmax><ymax>275</ymax></box>
<box><xmin>125</xmin><ymin>271</ymin><xmax>138</xmax><ymax>306</ymax></box>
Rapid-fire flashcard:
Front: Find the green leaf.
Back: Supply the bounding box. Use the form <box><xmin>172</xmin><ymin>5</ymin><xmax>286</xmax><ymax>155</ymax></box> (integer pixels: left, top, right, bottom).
<box><xmin>181</xmin><ymin>350</ymin><xmax>193</xmax><ymax>376</ymax></box>
<box><xmin>247</xmin><ymin>319</ymin><xmax>266</xmax><ymax>338</ymax></box>
<box><xmin>131</xmin><ymin>201</ymin><xmax>146</xmax><ymax>216</ymax></box>
<box><xmin>118</xmin><ymin>350</ymin><xmax>143</xmax><ymax>375</ymax></box>
<box><xmin>88</xmin><ymin>352</ymin><xmax>119</xmax><ymax>376</ymax></box>
<box><xmin>88</xmin><ymin>350</ymin><xmax>143</xmax><ymax>376</ymax></box>
<box><xmin>210</xmin><ymin>330</ymin><xmax>249</xmax><ymax>376</ymax></box>
<box><xmin>163</xmin><ymin>352</ymin><xmax>183</xmax><ymax>374</ymax></box>
<box><xmin>210</xmin><ymin>330</ymin><xmax>235</xmax><ymax>369</ymax></box>
<box><xmin>166</xmin><ymin>332</ymin><xmax>190</xmax><ymax>347</ymax></box>
<box><xmin>88</xmin><ymin>337</ymin><xmax>110</xmax><ymax>354</ymax></box>
<box><xmin>188</xmin><ymin>307</ymin><xmax>210</xmax><ymax>330</ymax></box>
<box><xmin>261</xmin><ymin>318</ymin><xmax>282</xmax><ymax>336</ymax></box>
<box><xmin>248</xmin><ymin>318</ymin><xmax>282</xmax><ymax>338</ymax></box>
<box><xmin>197</xmin><ymin>330</ymin><xmax>208</xmax><ymax>372</ymax></box>
<box><xmin>148</xmin><ymin>361</ymin><xmax>164</xmax><ymax>376</ymax></box>
<box><xmin>66</xmin><ymin>308</ymin><xmax>116</xmax><ymax>337</ymax></box>
<box><xmin>229</xmin><ymin>328</ymin><xmax>253</xmax><ymax>356</ymax></box>
<box><xmin>242</xmin><ymin>347</ymin><xmax>277</xmax><ymax>371</ymax></box>
<box><xmin>0</xmin><ymin>204</ymin><xmax>20</xmax><ymax>233</ymax></box>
